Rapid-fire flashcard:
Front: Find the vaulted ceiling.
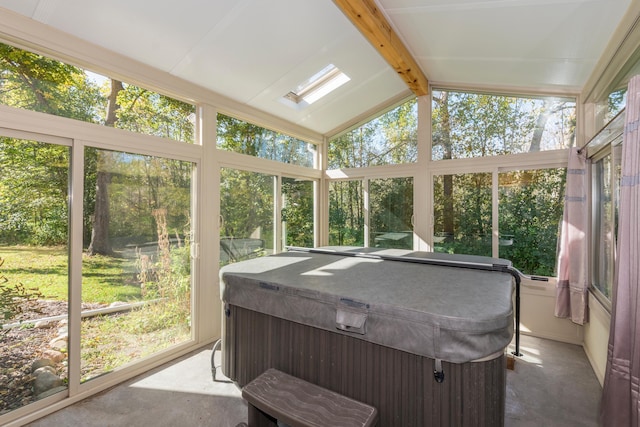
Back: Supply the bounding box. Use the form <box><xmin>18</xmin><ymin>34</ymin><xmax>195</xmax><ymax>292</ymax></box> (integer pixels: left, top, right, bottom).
<box><xmin>0</xmin><ymin>0</ymin><xmax>633</xmax><ymax>136</ymax></box>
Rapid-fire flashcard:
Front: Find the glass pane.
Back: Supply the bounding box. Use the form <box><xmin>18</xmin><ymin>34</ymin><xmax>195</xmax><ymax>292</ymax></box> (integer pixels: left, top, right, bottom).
<box><xmin>0</xmin><ymin>137</ymin><xmax>69</xmax><ymax>412</ymax></box>
<box><xmin>329</xmin><ymin>181</ymin><xmax>364</xmax><ymax>247</ymax></box>
<box><xmin>592</xmin><ymin>156</ymin><xmax>613</xmax><ymax>298</ymax></box>
<box><xmin>281</xmin><ymin>177</ymin><xmax>314</xmax><ymax>249</ymax></box>
<box><xmin>0</xmin><ymin>42</ymin><xmax>195</xmax><ymax>143</ymax></box>
<box><xmin>433</xmin><ymin>173</ymin><xmax>492</xmax><ymax>256</ymax></box>
<box><xmin>499</xmin><ymin>169</ymin><xmax>566</xmax><ymax>276</ymax></box>
<box><xmin>217</xmin><ymin>114</ymin><xmax>316</xmax><ymax>167</ymax></box>
<box><xmin>370</xmin><ymin>178</ymin><xmax>413</xmax><ymax>249</ymax></box>
<box><xmin>614</xmin><ymin>143</ymin><xmax>622</xmax><ymax>243</ymax></box>
<box><xmin>606</xmin><ymin>88</ymin><xmax>627</xmax><ymax>123</ymax></box>
<box><xmin>81</xmin><ymin>148</ymin><xmax>193</xmax><ymax>383</ymax></box>
<box><xmin>432</xmin><ymin>90</ymin><xmax>576</xmax><ymax>160</ymax></box>
<box><xmin>328</xmin><ymin>98</ymin><xmax>418</xmax><ymax>168</ymax></box>
<box><xmin>220</xmin><ymin>169</ymin><xmax>274</xmax><ymax>266</ymax></box>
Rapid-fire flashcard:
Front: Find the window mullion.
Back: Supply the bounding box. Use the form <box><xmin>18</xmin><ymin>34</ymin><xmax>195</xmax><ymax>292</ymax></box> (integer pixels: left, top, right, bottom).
<box><xmin>492</xmin><ymin>170</ymin><xmax>499</xmax><ymax>258</ymax></box>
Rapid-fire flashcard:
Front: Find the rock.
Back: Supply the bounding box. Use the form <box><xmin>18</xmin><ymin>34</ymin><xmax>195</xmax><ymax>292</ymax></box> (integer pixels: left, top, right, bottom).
<box><xmin>31</xmin><ymin>358</ymin><xmax>54</xmax><ymax>372</ymax></box>
<box><xmin>34</xmin><ymin>366</ymin><xmax>56</xmax><ymax>376</ymax></box>
<box><xmin>42</xmin><ymin>349</ymin><xmax>66</xmax><ymax>363</ymax></box>
<box><xmin>49</xmin><ymin>333</ymin><xmax>68</xmax><ymax>350</ymax></box>
<box><xmin>33</xmin><ymin>369</ymin><xmax>63</xmax><ymax>396</ymax></box>
<box><xmin>109</xmin><ymin>301</ymin><xmax>128</xmax><ymax>308</ymax></box>
<box><xmin>36</xmin><ymin>385</ymin><xmax>67</xmax><ymax>400</ymax></box>
<box><xmin>34</xmin><ymin>320</ymin><xmax>56</xmax><ymax>329</ymax></box>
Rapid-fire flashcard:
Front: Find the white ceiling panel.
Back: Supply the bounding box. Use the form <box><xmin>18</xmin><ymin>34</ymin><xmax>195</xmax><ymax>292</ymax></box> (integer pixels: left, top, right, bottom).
<box><xmin>25</xmin><ymin>0</ymin><xmax>235</xmax><ymax>72</ymax></box>
<box><xmin>0</xmin><ymin>0</ymin><xmax>634</xmax><ymax>135</ymax></box>
<box><xmin>172</xmin><ymin>0</ymin><xmax>357</xmax><ymax>102</ymax></box>
<box><xmin>0</xmin><ymin>0</ymin><xmax>38</xmax><ymax>16</ymax></box>
<box><xmin>381</xmin><ymin>0</ymin><xmax>631</xmax><ymax>91</ymax></box>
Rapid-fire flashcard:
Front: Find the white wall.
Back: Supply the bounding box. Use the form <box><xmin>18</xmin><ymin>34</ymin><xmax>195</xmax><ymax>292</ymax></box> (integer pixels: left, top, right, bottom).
<box><xmin>583</xmin><ymin>293</ymin><xmax>611</xmax><ymax>386</ymax></box>
<box><xmin>519</xmin><ymin>277</ymin><xmax>583</xmax><ymax>345</ymax></box>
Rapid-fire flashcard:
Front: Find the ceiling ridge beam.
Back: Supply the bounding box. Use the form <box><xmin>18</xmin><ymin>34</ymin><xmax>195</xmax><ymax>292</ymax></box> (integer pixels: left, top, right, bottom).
<box><xmin>333</xmin><ymin>0</ymin><xmax>429</xmax><ymax>96</ymax></box>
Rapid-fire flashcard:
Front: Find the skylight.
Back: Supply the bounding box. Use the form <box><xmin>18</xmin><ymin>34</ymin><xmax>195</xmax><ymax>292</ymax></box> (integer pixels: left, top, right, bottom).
<box><xmin>284</xmin><ymin>64</ymin><xmax>350</xmax><ymax>105</ymax></box>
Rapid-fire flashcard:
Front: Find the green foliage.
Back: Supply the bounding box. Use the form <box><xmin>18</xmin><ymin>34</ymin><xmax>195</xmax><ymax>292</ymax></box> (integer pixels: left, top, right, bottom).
<box><xmin>432</xmin><ymin>90</ymin><xmax>576</xmax><ymax>160</ymax></box>
<box><xmin>115</xmin><ymin>84</ymin><xmax>195</xmax><ymax>143</ymax></box>
<box><xmin>217</xmin><ymin>113</ymin><xmax>315</xmax><ymax>167</ymax></box>
<box><xmin>329</xmin><ymin>180</ymin><xmax>364</xmax><ymax>246</ymax></box>
<box><xmin>135</xmin><ymin>209</ymin><xmax>191</xmax><ymax>328</ymax></box>
<box><xmin>498</xmin><ymin>169</ymin><xmax>566</xmax><ymax>276</ymax></box>
<box><xmin>0</xmin><ymin>138</ymin><xmax>70</xmax><ymax>245</ymax></box>
<box><xmin>328</xmin><ymin>98</ymin><xmax>417</xmax><ymax>169</ymax></box>
<box><xmin>433</xmin><ymin>173</ymin><xmax>493</xmax><ymax>257</ymax></box>
<box><xmin>0</xmin><ymin>43</ymin><xmax>103</xmax><ymax>121</ymax></box>
<box><xmin>282</xmin><ymin>178</ymin><xmax>314</xmax><ymax>248</ymax></box>
<box><xmin>220</xmin><ymin>168</ymin><xmax>274</xmax><ymax>250</ymax></box>
<box><xmin>0</xmin><ymin>42</ymin><xmax>196</xmax><ymax>250</ymax></box>
<box><xmin>0</xmin><ymin>256</ymin><xmax>45</xmax><ymax>321</ymax></box>
<box><xmin>369</xmin><ymin>178</ymin><xmax>413</xmax><ymax>249</ymax></box>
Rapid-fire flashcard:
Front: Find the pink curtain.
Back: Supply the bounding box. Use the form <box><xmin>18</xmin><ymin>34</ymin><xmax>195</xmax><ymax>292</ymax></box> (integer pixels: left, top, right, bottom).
<box><xmin>554</xmin><ymin>147</ymin><xmax>589</xmax><ymax>324</ymax></box>
<box><xmin>601</xmin><ymin>75</ymin><xmax>640</xmax><ymax>426</ymax></box>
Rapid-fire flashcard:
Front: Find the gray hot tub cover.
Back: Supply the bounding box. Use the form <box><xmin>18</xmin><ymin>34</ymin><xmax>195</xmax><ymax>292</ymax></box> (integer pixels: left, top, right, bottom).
<box><xmin>220</xmin><ymin>247</ymin><xmax>514</xmax><ymax>364</ymax></box>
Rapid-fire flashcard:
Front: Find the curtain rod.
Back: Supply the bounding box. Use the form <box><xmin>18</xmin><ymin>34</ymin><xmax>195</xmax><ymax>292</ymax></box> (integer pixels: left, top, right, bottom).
<box><xmin>578</xmin><ymin>108</ymin><xmax>625</xmax><ymax>154</ymax></box>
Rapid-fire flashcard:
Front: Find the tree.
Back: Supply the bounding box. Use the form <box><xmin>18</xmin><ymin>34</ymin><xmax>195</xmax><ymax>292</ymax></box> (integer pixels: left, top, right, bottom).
<box><xmin>328</xmin><ymin>99</ymin><xmax>417</xmax><ymax>169</ymax></box>
<box><xmin>0</xmin><ymin>138</ymin><xmax>70</xmax><ymax>245</ymax></box>
<box><xmin>1</xmin><ymin>42</ymin><xmax>196</xmax><ymax>251</ymax></box>
<box><xmin>87</xmin><ymin>79</ymin><xmax>121</xmax><ymax>255</ymax></box>
<box><xmin>0</xmin><ymin>43</ymin><xmax>102</xmax><ymax>121</ymax></box>
<box><xmin>431</xmin><ymin>90</ymin><xmax>574</xmax><ymax>272</ymax></box>
<box><xmin>0</xmin><ymin>43</ymin><xmax>100</xmax><ymax>246</ymax></box>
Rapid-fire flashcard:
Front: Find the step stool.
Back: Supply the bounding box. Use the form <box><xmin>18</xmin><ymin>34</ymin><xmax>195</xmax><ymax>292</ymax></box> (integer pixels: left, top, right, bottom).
<box><xmin>242</xmin><ymin>368</ymin><xmax>378</xmax><ymax>427</ymax></box>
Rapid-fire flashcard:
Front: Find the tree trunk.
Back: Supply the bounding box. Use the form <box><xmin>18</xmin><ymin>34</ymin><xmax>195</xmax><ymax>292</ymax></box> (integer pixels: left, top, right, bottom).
<box><xmin>529</xmin><ymin>100</ymin><xmax>552</xmax><ymax>152</ymax></box>
<box><xmin>87</xmin><ymin>168</ymin><xmax>113</xmax><ymax>255</ymax></box>
<box><xmin>87</xmin><ymin>79</ymin><xmax>122</xmax><ymax>256</ymax></box>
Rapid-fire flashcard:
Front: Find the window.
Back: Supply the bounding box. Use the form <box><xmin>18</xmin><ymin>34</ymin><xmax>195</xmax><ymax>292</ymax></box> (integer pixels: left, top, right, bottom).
<box><xmin>591</xmin><ymin>143</ymin><xmax>622</xmax><ymax>302</ymax></box>
<box><xmin>0</xmin><ymin>42</ymin><xmax>196</xmax><ymax>144</ymax></box>
<box><xmin>433</xmin><ymin>173</ymin><xmax>492</xmax><ymax>257</ymax></box>
<box><xmin>499</xmin><ymin>168</ymin><xmax>566</xmax><ymax>276</ymax></box>
<box><xmin>282</xmin><ymin>177</ymin><xmax>315</xmax><ymax>249</ymax></box>
<box><xmin>432</xmin><ymin>90</ymin><xmax>576</xmax><ymax>160</ymax></box>
<box><xmin>370</xmin><ymin>178</ymin><xmax>413</xmax><ymax>250</ymax></box>
<box><xmin>283</xmin><ymin>64</ymin><xmax>350</xmax><ymax>106</ymax></box>
<box><xmin>81</xmin><ymin>148</ymin><xmax>194</xmax><ymax>382</ymax></box>
<box><xmin>329</xmin><ymin>180</ymin><xmax>364</xmax><ymax>247</ymax></box>
<box><xmin>328</xmin><ymin>177</ymin><xmax>414</xmax><ymax>249</ymax></box>
<box><xmin>217</xmin><ymin>114</ymin><xmax>317</xmax><ymax>168</ymax></box>
<box><xmin>0</xmin><ymin>135</ymin><xmax>70</xmax><ymax>413</ymax></box>
<box><xmin>606</xmin><ymin>88</ymin><xmax>627</xmax><ymax>123</ymax></box>
<box><xmin>328</xmin><ymin>98</ymin><xmax>418</xmax><ymax>168</ymax></box>
<box><xmin>219</xmin><ymin>169</ymin><xmax>274</xmax><ymax>266</ymax></box>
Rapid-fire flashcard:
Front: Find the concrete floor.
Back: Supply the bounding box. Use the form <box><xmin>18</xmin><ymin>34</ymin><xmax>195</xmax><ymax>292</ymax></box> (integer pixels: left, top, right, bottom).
<box><xmin>27</xmin><ymin>334</ymin><xmax>602</xmax><ymax>427</ymax></box>
<box><xmin>505</xmin><ymin>335</ymin><xmax>601</xmax><ymax>426</ymax></box>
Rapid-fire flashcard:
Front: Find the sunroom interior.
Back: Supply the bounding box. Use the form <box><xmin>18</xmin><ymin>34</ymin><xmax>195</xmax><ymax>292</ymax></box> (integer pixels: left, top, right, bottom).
<box><xmin>0</xmin><ymin>0</ymin><xmax>639</xmax><ymax>426</ymax></box>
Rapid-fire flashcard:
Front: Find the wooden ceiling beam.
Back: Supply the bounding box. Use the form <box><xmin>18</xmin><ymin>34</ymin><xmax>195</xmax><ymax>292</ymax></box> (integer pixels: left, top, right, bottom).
<box><xmin>333</xmin><ymin>0</ymin><xmax>429</xmax><ymax>96</ymax></box>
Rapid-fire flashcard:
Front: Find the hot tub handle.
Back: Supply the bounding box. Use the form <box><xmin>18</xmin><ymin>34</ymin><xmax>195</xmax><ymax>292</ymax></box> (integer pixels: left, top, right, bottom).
<box><xmin>434</xmin><ymin>359</ymin><xmax>445</xmax><ymax>383</ymax></box>
<box><xmin>336</xmin><ymin>308</ymin><xmax>367</xmax><ymax>335</ymax></box>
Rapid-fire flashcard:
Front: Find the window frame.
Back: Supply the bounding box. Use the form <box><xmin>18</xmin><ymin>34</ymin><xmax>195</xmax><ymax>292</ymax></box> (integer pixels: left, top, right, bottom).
<box><xmin>428</xmin><ymin>149</ymin><xmax>569</xmax><ymax>276</ymax></box>
<box><xmin>588</xmin><ymin>132</ymin><xmax>623</xmax><ymax>310</ymax></box>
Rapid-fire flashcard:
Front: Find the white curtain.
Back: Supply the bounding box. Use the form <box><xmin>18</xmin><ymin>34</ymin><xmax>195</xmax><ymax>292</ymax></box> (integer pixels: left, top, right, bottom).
<box><xmin>554</xmin><ymin>147</ymin><xmax>589</xmax><ymax>324</ymax></box>
<box><xmin>601</xmin><ymin>75</ymin><xmax>640</xmax><ymax>426</ymax></box>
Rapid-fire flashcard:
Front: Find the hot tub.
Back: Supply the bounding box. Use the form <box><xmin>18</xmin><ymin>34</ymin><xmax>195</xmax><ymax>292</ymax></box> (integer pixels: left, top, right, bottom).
<box><xmin>220</xmin><ymin>247</ymin><xmax>514</xmax><ymax>426</ymax></box>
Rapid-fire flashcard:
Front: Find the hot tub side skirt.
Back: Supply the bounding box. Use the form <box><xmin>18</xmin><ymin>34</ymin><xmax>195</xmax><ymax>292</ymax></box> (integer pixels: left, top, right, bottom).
<box><xmin>223</xmin><ymin>305</ymin><xmax>506</xmax><ymax>427</ymax></box>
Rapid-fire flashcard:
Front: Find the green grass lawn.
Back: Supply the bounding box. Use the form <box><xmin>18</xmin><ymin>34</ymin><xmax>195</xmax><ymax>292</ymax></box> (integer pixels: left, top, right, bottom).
<box><xmin>0</xmin><ymin>246</ymin><xmax>142</xmax><ymax>304</ymax></box>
